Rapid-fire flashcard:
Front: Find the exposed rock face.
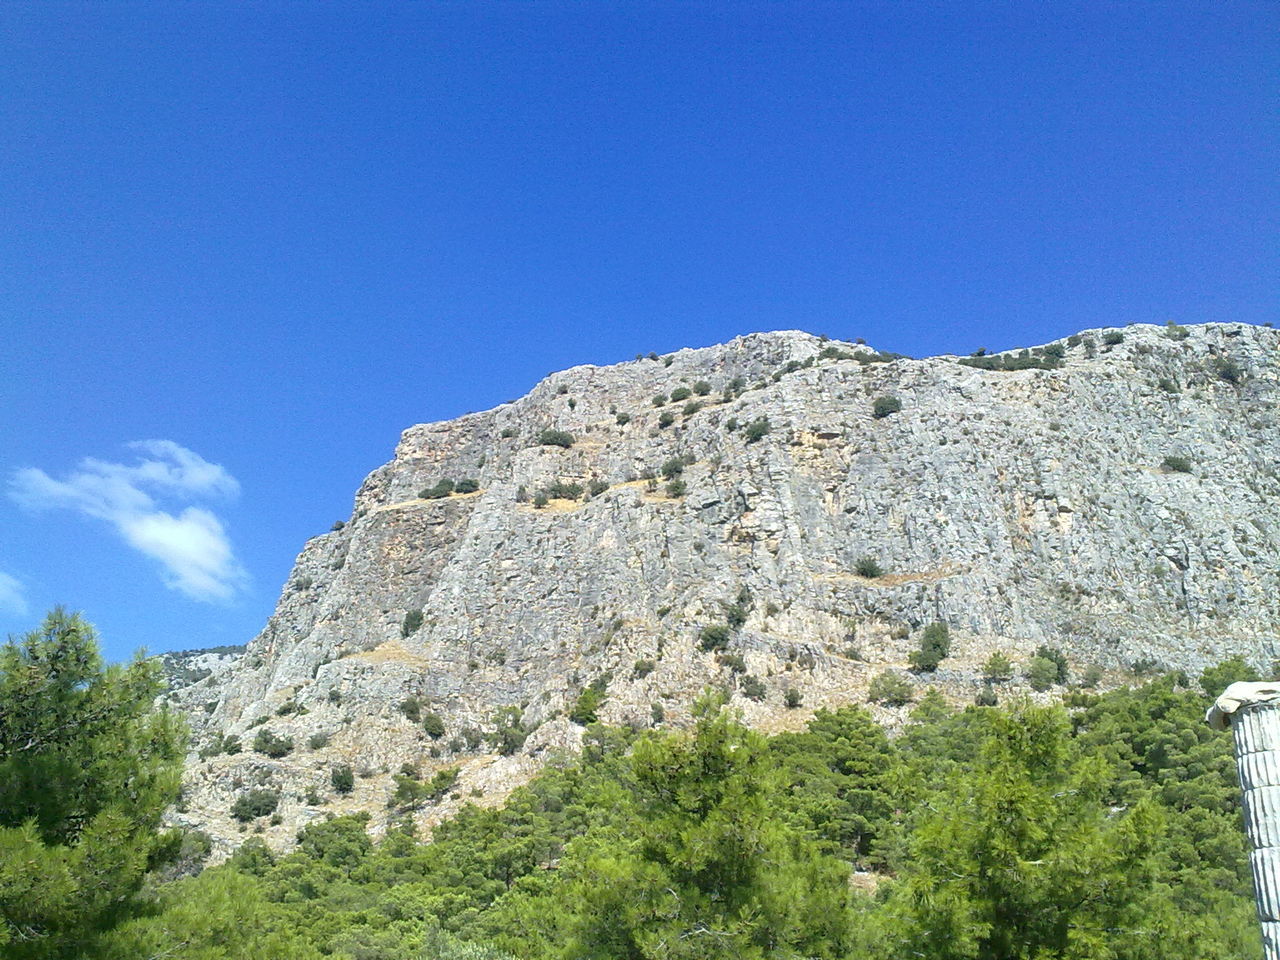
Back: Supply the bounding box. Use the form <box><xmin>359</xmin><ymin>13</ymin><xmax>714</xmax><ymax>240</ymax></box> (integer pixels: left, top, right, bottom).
<box><xmin>169</xmin><ymin>323</ymin><xmax>1280</xmax><ymax>854</ymax></box>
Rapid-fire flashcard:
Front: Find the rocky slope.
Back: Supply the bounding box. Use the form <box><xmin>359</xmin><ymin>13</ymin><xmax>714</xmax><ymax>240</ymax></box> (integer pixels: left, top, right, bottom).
<box><xmin>168</xmin><ymin>322</ymin><xmax>1280</xmax><ymax>854</ymax></box>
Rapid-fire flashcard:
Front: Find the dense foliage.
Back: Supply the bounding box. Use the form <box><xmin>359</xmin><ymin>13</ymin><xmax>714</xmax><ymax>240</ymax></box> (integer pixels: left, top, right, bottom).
<box><xmin>98</xmin><ymin>664</ymin><xmax>1261</xmax><ymax>959</ymax></box>
<box><xmin>2</xmin><ymin>610</ymin><xmax>1260</xmax><ymax>958</ymax></box>
<box><xmin>0</xmin><ymin>609</ymin><xmax>185</xmax><ymax>958</ymax></box>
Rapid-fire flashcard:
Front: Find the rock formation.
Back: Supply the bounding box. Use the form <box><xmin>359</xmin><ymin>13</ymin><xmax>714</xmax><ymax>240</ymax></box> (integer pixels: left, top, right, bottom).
<box><xmin>167</xmin><ymin>322</ymin><xmax>1280</xmax><ymax>854</ymax></box>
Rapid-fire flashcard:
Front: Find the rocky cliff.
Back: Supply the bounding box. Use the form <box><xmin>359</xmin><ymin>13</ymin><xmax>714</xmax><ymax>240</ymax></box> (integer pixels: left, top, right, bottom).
<box><xmin>168</xmin><ymin>322</ymin><xmax>1280</xmax><ymax>854</ymax></box>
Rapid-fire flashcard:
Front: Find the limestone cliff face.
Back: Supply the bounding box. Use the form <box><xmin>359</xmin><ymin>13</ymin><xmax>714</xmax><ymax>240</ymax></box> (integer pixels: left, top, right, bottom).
<box><xmin>170</xmin><ymin>323</ymin><xmax>1280</xmax><ymax>853</ymax></box>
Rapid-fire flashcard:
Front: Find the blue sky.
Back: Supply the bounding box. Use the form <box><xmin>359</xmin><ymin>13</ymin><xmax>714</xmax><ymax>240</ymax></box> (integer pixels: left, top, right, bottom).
<box><xmin>1</xmin><ymin>3</ymin><xmax>1275</xmax><ymax>661</ymax></box>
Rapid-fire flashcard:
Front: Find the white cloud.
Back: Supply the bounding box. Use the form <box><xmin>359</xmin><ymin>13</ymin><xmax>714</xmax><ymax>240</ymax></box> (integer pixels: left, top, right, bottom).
<box><xmin>0</xmin><ymin>572</ymin><xmax>28</xmax><ymax>617</ymax></box>
<box><xmin>9</xmin><ymin>441</ymin><xmax>248</xmax><ymax>603</ymax></box>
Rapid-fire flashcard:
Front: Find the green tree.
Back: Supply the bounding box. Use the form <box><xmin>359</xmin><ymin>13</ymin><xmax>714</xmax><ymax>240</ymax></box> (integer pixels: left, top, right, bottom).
<box><xmin>0</xmin><ymin>609</ymin><xmax>185</xmax><ymax>958</ymax></box>
<box><xmin>908</xmin><ymin>622</ymin><xmax>951</xmax><ymax>673</ymax></box>
<box><xmin>880</xmin><ymin>704</ymin><xmax>1194</xmax><ymax>960</ymax></box>
<box><xmin>497</xmin><ymin>701</ymin><xmax>851</xmax><ymax>958</ymax></box>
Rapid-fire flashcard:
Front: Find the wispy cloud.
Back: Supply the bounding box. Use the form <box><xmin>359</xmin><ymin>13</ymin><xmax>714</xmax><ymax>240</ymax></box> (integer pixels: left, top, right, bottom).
<box><xmin>0</xmin><ymin>571</ymin><xmax>28</xmax><ymax>617</ymax></box>
<box><xmin>10</xmin><ymin>441</ymin><xmax>248</xmax><ymax>602</ymax></box>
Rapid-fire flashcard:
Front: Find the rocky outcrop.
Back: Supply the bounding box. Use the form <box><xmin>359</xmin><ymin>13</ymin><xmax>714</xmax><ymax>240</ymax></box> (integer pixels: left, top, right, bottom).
<box><xmin>167</xmin><ymin>323</ymin><xmax>1280</xmax><ymax>855</ymax></box>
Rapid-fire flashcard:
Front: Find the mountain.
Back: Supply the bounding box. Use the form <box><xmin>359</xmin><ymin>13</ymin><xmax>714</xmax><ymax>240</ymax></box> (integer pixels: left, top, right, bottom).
<box><xmin>166</xmin><ymin>322</ymin><xmax>1279</xmax><ymax>855</ymax></box>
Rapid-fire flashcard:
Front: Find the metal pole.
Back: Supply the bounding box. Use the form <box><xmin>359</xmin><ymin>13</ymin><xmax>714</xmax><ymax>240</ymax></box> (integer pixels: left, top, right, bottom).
<box><xmin>1207</xmin><ymin>682</ymin><xmax>1280</xmax><ymax>960</ymax></box>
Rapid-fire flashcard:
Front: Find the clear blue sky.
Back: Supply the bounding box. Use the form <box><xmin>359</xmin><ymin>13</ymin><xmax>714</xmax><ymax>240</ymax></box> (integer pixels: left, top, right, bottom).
<box><xmin>1</xmin><ymin>3</ymin><xmax>1274</xmax><ymax>661</ymax></box>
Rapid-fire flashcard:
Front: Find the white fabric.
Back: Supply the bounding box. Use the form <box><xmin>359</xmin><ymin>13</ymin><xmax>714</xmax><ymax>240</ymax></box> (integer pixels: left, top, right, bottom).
<box><xmin>1207</xmin><ymin>682</ymin><xmax>1280</xmax><ymax>730</ymax></box>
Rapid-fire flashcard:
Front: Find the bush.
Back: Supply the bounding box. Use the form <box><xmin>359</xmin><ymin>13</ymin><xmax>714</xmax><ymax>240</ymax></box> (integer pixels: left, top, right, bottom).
<box><xmin>692</xmin><ymin>380</ymin><xmax>711</xmax><ymax>396</ymax></box>
<box><xmin>660</xmin><ymin>457</ymin><xmax>685</xmax><ymax>479</ymax></box>
<box><xmin>487</xmin><ymin>706</ymin><xmax>527</xmax><ymax>756</ymax></box>
<box><xmin>908</xmin><ymin>622</ymin><xmax>951</xmax><ymax>673</ymax></box>
<box><xmin>1080</xmin><ymin>665</ymin><xmax>1103</xmax><ymax>689</ymax></box>
<box><xmin>402</xmin><ymin>609</ymin><xmax>424</xmax><ymax>637</ymax></box>
<box><xmin>652</xmin><ymin>394</ymin><xmax>668</xmax><ymax>407</ymax></box>
<box><xmin>500</xmin><ymin>427</ymin><xmax>516</xmax><ymax>438</ymax></box>
<box><xmin>419</xmin><ymin>479</ymin><xmax>454</xmax><ymax>499</ymax></box>
<box><xmin>1027</xmin><ymin>656</ymin><xmax>1059</xmax><ymax>691</ymax></box>
<box><xmin>423</xmin><ymin>712</ymin><xmax>446</xmax><ymax>739</ymax></box>
<box><xmin>665</xmin><ymin>479</ymin><xmax>687</xmax><ymax>498</ymax></box>
<box><xmin>669</xmin><ymin>386</ymin><xmax>692</xmax><ymax>402</ymax></box>
<box><xmin>1212</xmin><ymin>356</ymin><xmax>1243</xmax><ymax>384</ymax></box>
<box><xmin>1161</xmin><ymin>455</ymin><xmax>1193</xmax><ymax>474</ymax></box>
<box><xmin>1164</xmin><ymin>320</ymin><xmax>1190</xmax><ymax>340</ymax></box>
<box><xmin>615</xmin><ymin>412</ymin><xmax>632</xmax><ymax>426</ymax></box>
<box><xmin>698</xmin><ymin>625</ymin><xmax>732</xmax><ymax>652</ymax></box>
<box><xmin>975</xmin><ymin>684</ymin><xmax>998</xmax><ymax>707</ymax></box>
<box><xmin>544</xmin><ymin>481</ymin><xmax>584</xmax><ymax>500</ymax></box>
<box><xmin>868</xmin><ymin>670</ymin><xmax>913</xmax><ymax>706</ymax></box>
<box><xmin>570</xmin><ymin>676</ymin><xmax>609</xmax><ymax>725</ymax></box>
<box><xmin>253</xmin><ymin>729</ymin><xmax>293</xmax><ymax>758</ymax></box>
<box><xmin>1157</xmin><ymin>377</ymin><xmax>1180</xmax><ymax>393</ymax></box>
<box><xmin>872</xmin><ymin>396</ymin><xmax>902</xmax><ymax>419</ymax></box>
<box><xmin>1103</xmin><ymin>331</ymin><xmax>1124</xmax><ymax>346</ymax></box>
<box><xmin>855</xmin><ymin>556</ymin><xmax>885</xmax><ymax>579</ymax></box>
<box><xmin>532</xmin><ymin>492</ymin><xmax>549</xmax><ymax>509</ymax></box>
<box><xmin>741</xmin><ymin>675</ymin><xmax>767</xmax><ymax>701</ymax></box>
<box><xmin>682</xmin><ymin>401</ymin><xmax>703</xmax><ymax>417</ymax></box>
<box><xmin>717</xmin><ymin>653</ymin><xmax>747</xmax><ymax>674</ymax></box>
<box><xmin>784</xmin><ymin>688</ymin><xmax>803</xmax><ymax>709</ymax></box>
<box><xmin>307</xmin><ymin>732</ymin><xmax>330</xmax><ymax>751</ymax></box>
<box><xmin>399</xmin><ymin>697</ymin><xmax>422</xmax><ymax>723</ymax></box>
<box><xmin>330</xmin><ymin>520</ymin><xmax>345</xmax><ymax>531</ymax></box>
<box><xmin>982</xmin><ymin>652</ymin><xmax>1013</xmax><ymax>682</ymax></box>
<box><xmin>658</xmin><ymin>411</ymin><xmax>676</xmax><ymax>428</ymax></box>
<box><xmin>230</xmin><ymin>789</ymin><xmax>279</xmax><ymax>823</ymax></box>
<box><xmin>1035</xmin><ymin>645</ymin><xmax>1070</xmax><ymax>684</ymax></box>
<box><xmin>632</xmin><ymin>659</ymin><xmax>656</xmax><ymax>680</ymax></box>
<box><xmin>536</xmin><ymin>428</ymin><xmax>575</xmax><ymax>448</ymax></box>
<box><xmin>743</xmin><ymin>416</ymin><xmax>770</xmax><ymax>443</ymax></box>
<box><xmin>454</xmin><ymin>478</ymin><xmax>480</xmax><ymax>494</ymax></box>
<box><xmin>331</xmin><ymin>765</ymin><xmax>354</xmax><ymax>795</ymax></box>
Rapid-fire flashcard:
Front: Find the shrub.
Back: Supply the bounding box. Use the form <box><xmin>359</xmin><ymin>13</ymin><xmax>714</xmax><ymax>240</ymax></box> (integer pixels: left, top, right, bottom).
<box><xmin>724</xmin><ymin>417</ymin><xmax>739</xmax><ymax>432</ymax></box>
<box><xmin>670</xmin><ymin>386</ymin><xmax>692</xmax><ymax>402</ymax></box>
<box><xmin>1042</xmin><ymin>343</ymin><xmax>1066</xmax><ymax>359</ymax></box>
<box><xmin>454</xmin><ymin>478</ymin><xmax>479</xmax><ymax>494</ymax></box>
<box><xmin>330</xmin><ymin>520</ymin><xmax>345</xmax><ymax>531</ymax></box>
<box><xmin>419</xmin><ymin>479</ymin><xmax>454</xmax><ymax>499</ymax></box>
<box><xmin>544</xmin><ymin>481</ymin><xmax>584</xmax><ymax>500</ymax></box>
<box><xmin>658</xmin><ymin>411</ymin><xmax>676</xmax><ymax>428</ymax></box>
<box><xmin>740</xmin><ymin>675</ymin><xmax>767</xmax><ymax>701</ymax></box>
<box><xmin>717</xmin><ymin>653</ymin><xmax>747</xmax><ymax>674</ymax></box>
<box><xmin>588</xmin><ymin>479</ymin><xmax>609</xmax><ymax>497</ymax></box>
<box><xmin>872</xmin><ymin>396</ymin><xmax>902</xmax><ymax>419</ymax></box>
<box><xmin>570</xmin><ymin>676</ymin><xmax>609</xmax><ymax>725</ymax></box>
<box><xmin>868</xmin><ymin>670</ymin><xmax>913</xmax><ymax>706</ymax></box>
<box><xmin>1161</xmin><ymin>455</ymin><xmax>1193</xmax><ymax>474</ymax></box>
<box><xmin>422</xmin><ymin>712</ymin><xmax>446</xmax><ymax>739</ymax></box>
<box><xmin>331</xmin><ymin>765</ymin><xmax>354</xmax><ymax>795</ymax></box>
<box><xmin>1080</xmin><ymin>665</ymin><xmax>1103</xmax><ymax>689</ymax></box>
<box><xmin>855</xmin><ymin>556</ymin><xmax>885</xmax><ymax>579</ymax></box>
<box><xmin>975</xmin><ymin>684</ymin><xmax>998</xmax><ymax>707</ymax></box>
<box><xmin>253</xmin><ymin>729</ymin><xmax>293</xmax><ymax>759</ymax></box>
<box><xmin>1200</xmin><ymin>657</ymin><xmax>1261</xmax><ymax>698</ymax></box>
<box><xmin>1035</xmin><ymin>645</ymin><xmax>1070</xmax><ymax>684</ymax></box>
<box><xmin>651</xmin><ymin>702</ymin><xmax>665</xmax><ymax>724</ymax></box>
<box><xmin>784</xmin><ymin>688</ymin><xmax>803</xmax><ymax>709</ymax></box>
<box><xmin>1164</xmin><ymin>320</ymin><xmax>1190</xmax><ymax>340</ymax></box>
<box><xmin>632</xmin><ymin>659</ymin><xmax>656</xmax><ymax>680</ymax></box>
<box><xmin>660</xmin><ymin>457</ymin><xmax>685</xmax><ymax>479</ymax></box>
<box><xmin>500</xmin><ymin>427</ymin><xmax>516</xmax><ymax>438</ymax></box>
<box><xmin>743</xmin><ymin>416</ymin><xmax>770</xmax><ymax>443</ymax></box>
<box><xmin>692</xmin><ymin>380</ymin><xmax>711</xmax><ymax>396</ymax></box>
<box><xmin>698</xmin><ymin>625</ymin><xmax>731</xmax><ymax>652</ymax></box>
<box><xmin>982</xmin><ymin>652</ymin><xmax>1013</xmax><ymax>682</ymax></box>
<box><xmin>665</xmin><ymin>479</ymin><xmax>687</xmax><ymax>498</ymax></box>
<box><xmin>1212</xmin><ymin>356</ymin><xmax>1243</xmax><ymax>384</ymax></box>
<box><xmin>532</xmin><ymin>492</ymin><xmax>549</xmax><ymax>508</ymax></box>
<box><xmin>487</xmin><ymin>706</ymin><xmax>527</xmax><ymax>756</ymax></box>
<box><xmin>615</xmin><ymin>412</ymin><xmax>632</xmax><ymax>426</ymax></box>
<box><xmin>909</xmin><ymin>622</ymin><xmax>951</xmax><ymax>673</ymax></box>
<box><xmin>307</xmin><ymin>732</ymin><xmax>330</xmax><ymax>751</ymax></box>
<box><xmin>399</xmin><ymin>697</ymin><xmax>422</xmax><ymax>723</ymax></box>
<box><xmin>1157</xmin><ymin>377</ymin><xmax>1180</xmax><ymax>393</ymax></box>
<box><xmin>1027</xmin><ymin>656</ymin><xmax>1059</xmax><ymax>691</ymax></box>
<box><xmin>231</xmin><ymin>789</ymin><xmax>279</xmax><ymax>822</ymax></box>
<box><xmin>682</xmin><ymin>401</ymin><xmax>703</xmax><ymax>417</ymax></box>
<box><xmin>1103</xmin><ymin>331</ymin><xmax>1124</xmax><ymax>346</ymax></box>
<box><xmin>536</xmin><ymin>428</ymin><xmax>575</xmax><ymax>448</ymax></box>
<box><xmin>652</xmin><ymin>394</ymin><xmax>668</xmax><ymax>407</ymax></box>
<box><xmin>402</xmin><ymin>609</ymin><xmax>424</xmax><ymax>637</ymax></box>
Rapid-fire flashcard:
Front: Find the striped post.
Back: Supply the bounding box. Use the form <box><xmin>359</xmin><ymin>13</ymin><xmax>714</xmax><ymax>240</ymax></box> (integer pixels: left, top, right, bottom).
<box><xmin>1208</xmin><ymin>682</ymin><xmax>1280</xmax><ymax>960</ymax></box>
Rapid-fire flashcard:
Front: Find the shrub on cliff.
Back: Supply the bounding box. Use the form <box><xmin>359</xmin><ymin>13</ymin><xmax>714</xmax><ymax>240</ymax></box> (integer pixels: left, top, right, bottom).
<box><xmin>535</xmin><ymin>428</ymin><xmax>575</xmax><ymax>448</ymax></box>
